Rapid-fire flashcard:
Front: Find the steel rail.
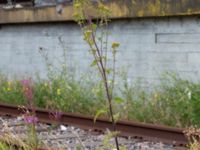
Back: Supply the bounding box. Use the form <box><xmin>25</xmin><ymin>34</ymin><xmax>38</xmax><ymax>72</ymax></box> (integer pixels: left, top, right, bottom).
<box><xmin>0</xmin><ymin>103</ymin><xmax>188</xmax><ymax>147</ymax></box>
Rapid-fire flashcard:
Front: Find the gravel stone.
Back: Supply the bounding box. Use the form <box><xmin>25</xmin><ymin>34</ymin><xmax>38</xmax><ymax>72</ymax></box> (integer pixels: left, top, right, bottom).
<box><xmin>0</xmin><ymin>116</ymin><xmax>177</xmax><ymax>150</ymax></box>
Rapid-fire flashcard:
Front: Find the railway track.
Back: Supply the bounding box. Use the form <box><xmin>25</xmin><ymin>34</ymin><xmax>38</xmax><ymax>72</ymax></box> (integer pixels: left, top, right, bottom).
<box><xmin>0</xmin><ymin>116</ymin><xmax>177</xmax><ymax>150</ymax></box>
<box><xmin>0</xmin><ymin>103</ymin><xmax>188</xmax><ymax>149</ymax></box>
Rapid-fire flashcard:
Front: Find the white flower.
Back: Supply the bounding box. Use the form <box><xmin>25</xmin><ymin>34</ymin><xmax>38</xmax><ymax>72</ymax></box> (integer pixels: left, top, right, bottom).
<box><xmin>188</xmin><ymin>91</ymin><xmax>192</xmax><ymax>100</ymax></box>
<box><xmin>185</xmin><ymin>87</ymin><xmax>192</xmax><ymax>100</ymax></box>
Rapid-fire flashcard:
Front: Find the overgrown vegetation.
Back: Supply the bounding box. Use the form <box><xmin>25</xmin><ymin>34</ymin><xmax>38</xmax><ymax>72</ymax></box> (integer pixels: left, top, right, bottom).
<box><xmin>1</xmin><ymin>0</ymin><xmax>200</xmax><ymax>149</ymax></box>
<box><xmin>1</xmin><ymin>72</ymin><xmax>200</xmax><ymax>128</ymax></box>
<box><xmin>121</xmin><ymin>73</ymin><xmax>200</xmax><ymax>128</ymax></box>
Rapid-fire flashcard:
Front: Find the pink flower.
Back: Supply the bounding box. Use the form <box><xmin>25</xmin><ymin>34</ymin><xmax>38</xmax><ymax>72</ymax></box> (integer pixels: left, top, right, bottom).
<box><xmin>21</xmin><ymin>79</ymin><xmax>34</xmax><ymax>109</ymax></box>
<box><xmin>21</xmin><ymin>79</ymin><xmax>30</xmax><ymax>87</ymax></box>
<box><xmin>24</xmin><ymin>115</ymin><xmax>38</xmax><ymax>124</ymax></box>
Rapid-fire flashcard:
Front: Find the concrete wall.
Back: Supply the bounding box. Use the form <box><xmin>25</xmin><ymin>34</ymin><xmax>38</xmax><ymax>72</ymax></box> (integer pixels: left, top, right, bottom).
<box><xmin>1</xmin><ymin>16</ymin><xmax>200</xmax><ymax>87</ymax></box>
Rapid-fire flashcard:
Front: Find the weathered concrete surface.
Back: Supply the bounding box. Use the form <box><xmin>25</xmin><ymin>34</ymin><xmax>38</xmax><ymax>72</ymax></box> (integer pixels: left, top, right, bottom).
<box><xmin>1</xmin><ymin>16</ymin><xmax>200</xmax><ymax>87</ymax></box>
<box><xmin>1</xmin><ymin>0</ymin><xmax>200</xmax><ymax>24</ymax></box>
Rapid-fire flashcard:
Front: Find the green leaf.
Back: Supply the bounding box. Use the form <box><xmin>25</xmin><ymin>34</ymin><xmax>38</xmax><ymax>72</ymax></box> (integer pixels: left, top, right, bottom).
<box><xmin>92</xmin><ymin>23</ymin><xmax>97</xmax><ymax>30</ymax></box>
<box><xmin>94</xmin><ymin>109</ymin><xmax>107</xmax><ymax>123</ymax></box>
<box><xmin>114</xmin><ymin>97</ymin><xmax>124</xmax><ymax>104</ymax></box>
<box><xmin>105</xmin><ymin>69</ymin><xmax>112</xmax><ymax>74</ymax></box>
<box><xmin>113</xmin><ymin>112</ymin><xmax>120</xmax><ymax>123</ymax></box>
<box><xmin>90</xmin><ymin>60</ymin><xmax>98</xmax><ymax>67</ymax></box>
<box><xmin>120</xmin><ymin>145</ymin><xmax>127</xmax><ymax>150</ymax></box>
<box><xmin>83</xmin><ymin>30</ymin><xmax>92</xmax><ymax>42</ymax></box>
<box><xmin>89</xmin><ymin>48</ymin><xmax>96</xmax><ymax>54</ymax></box>
<box><xmin>112</xmin><ymin>42</ymin><xmax>120</xmax><ymax>49</ymax></box>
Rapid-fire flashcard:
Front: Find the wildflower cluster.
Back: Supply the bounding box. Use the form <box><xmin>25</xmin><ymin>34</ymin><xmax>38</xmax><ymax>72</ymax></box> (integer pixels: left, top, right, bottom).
<box><xmin>24</xmin><ymin>115</ymin><xmax>38</xmax><ymax>125</ymax></box>
<box><xmin>21</xmin><ymin>79</ymin><xmax>34</xmax><ymax>109</ymax></box>
<box><xmin>20</xmin><ymin>79</ymin><xmax>39</xmax><ymax>149</ymax></box>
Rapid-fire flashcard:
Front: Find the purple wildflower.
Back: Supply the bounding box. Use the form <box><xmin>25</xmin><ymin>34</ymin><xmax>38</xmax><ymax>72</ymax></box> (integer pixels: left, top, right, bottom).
<box><xmin>24</xmin><ymin>115</ymin><xmax>38</xmax><ymax>124</ymax></box>
<box><xmin>21</xmin><ymin>79</ymin><xmax>30</xmax><ymax>87</ymax></box>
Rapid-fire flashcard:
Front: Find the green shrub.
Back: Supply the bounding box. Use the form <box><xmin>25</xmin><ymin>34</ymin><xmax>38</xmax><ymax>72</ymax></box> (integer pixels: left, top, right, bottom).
<box><xmin>121</xmin><ymin>73</ymin><xmax>200</xmax><ymax>127</ymax></box>
<box><xmin>0</xmin><ymin>74</ymin><xmax>25</xmax><ymax>105</ymax></box>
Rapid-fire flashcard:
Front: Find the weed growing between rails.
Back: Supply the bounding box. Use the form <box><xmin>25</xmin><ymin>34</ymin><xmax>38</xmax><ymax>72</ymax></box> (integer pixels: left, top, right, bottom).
<box><xmin>21</xmin><ymin>79</ymin><xmax>40</xmax><ymax>150</ymax></box>
<box><xmin>0</xmin><ymin>78</ymin><xmax>40</xmax><ymax>150</ymax></box>
<box><xmin>73</xmin><ymin>0</ymin><xmax>124</xmax><ymax>149</ymax></box>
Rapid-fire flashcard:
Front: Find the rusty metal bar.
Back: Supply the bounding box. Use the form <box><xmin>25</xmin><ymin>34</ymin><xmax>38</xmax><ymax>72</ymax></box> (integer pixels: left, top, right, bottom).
<box><xmin>0</xmin><ymin>103</ymin><xmax>188</xmax><ymax>147</ymax></box>
<box><xmin>1</xmin><ymin>0</ymin><xmax>200</xmax><ymax>25</ymax></box>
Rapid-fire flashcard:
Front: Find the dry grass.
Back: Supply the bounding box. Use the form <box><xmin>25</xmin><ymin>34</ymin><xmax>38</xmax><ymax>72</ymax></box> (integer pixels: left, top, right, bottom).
<box><xmin>0</xmin><ymin>118</ymin><xmax>32</xmax><ymax>150</ymax></box>
<box><xmin>184</xmin><ymin>127</ymin><xmax>200</xmax><ymax>150</ymax></box>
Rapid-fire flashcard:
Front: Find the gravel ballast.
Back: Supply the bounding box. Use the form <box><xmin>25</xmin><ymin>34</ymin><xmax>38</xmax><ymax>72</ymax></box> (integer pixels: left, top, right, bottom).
<box><xmin>0</xmin><ymin>116</ymin><xmax>177</xmax><ymax>150</ymax></box>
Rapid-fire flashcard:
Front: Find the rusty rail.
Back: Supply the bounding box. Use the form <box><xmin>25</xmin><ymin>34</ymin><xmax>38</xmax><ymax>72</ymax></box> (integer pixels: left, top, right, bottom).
<box><xmin>0</xmin><ymin>103</ymin><xmax>188</xmax><ymax>147</ymax></box>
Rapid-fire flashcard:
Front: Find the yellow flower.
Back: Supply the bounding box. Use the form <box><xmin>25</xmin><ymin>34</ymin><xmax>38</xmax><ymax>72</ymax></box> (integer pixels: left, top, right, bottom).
<box><xmin>57</xmin><ymin>89</ymin><xmax>61</xmax><ymax>95</ymax></box>
<box><xmin>44</xmin><ymin>83</ymin><xmax>48</xmax><ymax>87</ymax></box>
<box><xmin>74</xmin><ymin>3</ymin><xmax>81</xmax><ymax>8</ymax></box>
<box><xmin>6</xmin><ymin>81</ymin><xmax>12</xmax><ymax>91</ymax></box>
<box><xmin>153</xmin><ymin>93</ymin><xmax>158</xmax><ymax>99</ymax></box>
<box><xmin>112</xmin><ymin>42</ymin><xmax>120</xmax><ymax>49</ymax></box>
<box><xmin>7</xmin><ymin>81</ymin><xmax>12</xmax><ymax>86</ymax></box>
<box><xmin>7</xmin><ymin>87</ymin><xmax>11</xmax><ymax>91</ymax></box>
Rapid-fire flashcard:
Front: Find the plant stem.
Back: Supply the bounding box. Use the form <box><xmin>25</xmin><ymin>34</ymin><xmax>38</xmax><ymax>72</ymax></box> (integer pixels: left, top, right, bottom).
<box><xmin>91</xmin><ymin>30</ymin><xmax>120</xmax><ymax>150</ymax></box>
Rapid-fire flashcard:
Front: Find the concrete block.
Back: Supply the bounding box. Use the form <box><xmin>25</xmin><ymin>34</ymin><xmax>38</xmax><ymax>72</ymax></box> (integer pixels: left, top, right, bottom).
<box><xmin>188</xmin><ymin>53</ymin><xmax>200</xmax><ymax>66</ymax></box>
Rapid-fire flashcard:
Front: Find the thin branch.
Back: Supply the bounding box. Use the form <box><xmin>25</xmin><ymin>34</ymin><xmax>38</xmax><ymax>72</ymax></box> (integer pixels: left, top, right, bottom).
<box><xmin>91</xmin><ymin>29</ymin><xmax>120</xmax><ymax>150</ymax></box>
<box><xmin>110</xmin><ymin>51</ymin><xmax>116</xmax><ymax>100</ymax></box>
